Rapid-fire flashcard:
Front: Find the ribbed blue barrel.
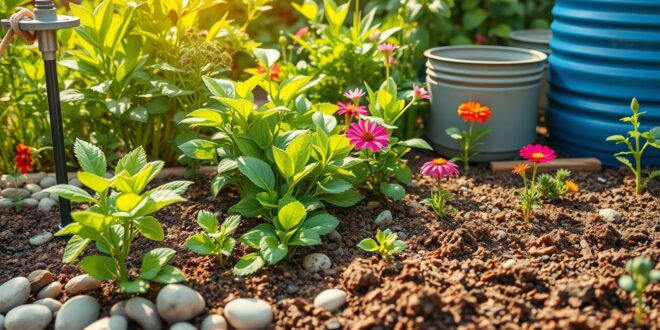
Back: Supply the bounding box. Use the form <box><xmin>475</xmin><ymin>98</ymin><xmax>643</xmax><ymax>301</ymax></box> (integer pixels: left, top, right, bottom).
<box><xmin>547</xmin><ymin>0</ymin><xmax>660</xmax><ymax>166</ymax></box>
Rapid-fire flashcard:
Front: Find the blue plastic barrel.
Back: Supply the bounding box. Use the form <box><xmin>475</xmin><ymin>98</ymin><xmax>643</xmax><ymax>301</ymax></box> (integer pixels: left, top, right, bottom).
<box><xmin>547</xmin><ymin>0</ymin><xmax>660</xmax><ymax>166</ymax></box>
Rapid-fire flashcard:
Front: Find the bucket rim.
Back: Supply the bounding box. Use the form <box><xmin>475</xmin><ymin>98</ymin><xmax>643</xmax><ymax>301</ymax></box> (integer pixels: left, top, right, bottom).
<box><xmin>510</xmin><ymin>29</ymin><xmax>553</xmax><ymax>45</ymax></box>
<box><xmin>424</xmin><ymin>45</ymin><xmax>547</xmax><ymax>65</ymax></box>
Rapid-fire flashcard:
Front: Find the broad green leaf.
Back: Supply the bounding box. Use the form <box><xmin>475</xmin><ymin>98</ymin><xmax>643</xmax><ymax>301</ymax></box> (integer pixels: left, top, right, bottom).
<box><xmin>62</xmin><ymin>235</ymin><xmax>91</xmax><ymax>263</ymax></box>
<box><xmin>399</xmin><ymin>138</ymin><xmax>433</xmax><ymax>150</ymax></box>
<box><xmin>116</xmin><ymin>193</ymin><xmax>143</xmax><ymax>212</ymax></box>
<box><xmin>445</xmin><ymin>127</ymin><xmax>463</xmax><ymax>140</ymax></box>
<box><xmin>357</xmin><ymin>238</ymin><xmax>379</xmax><ymax>252</ymax></box>
<box><xmin>148</xmin><ymin>190</ymin><xmax>186</xmax><ymax>211</ymax></box>
<box><xmin>222</xmin><ymin>215</ymin><xmax>241</xmax><ymax>235</ymax></box>
<box><xmin>381</xmin><ymin>183</ymin><xmax>405</xmax><ymax>201</ymax></box>
<box><xmin>272</xmin><ymin>147</ymin><xmax>295</xmax><ymax>179</ymax></box>
<box><xmin>321</xmin><ymin>189</ymin><xmax>364</xmax><ymax>207</ymax></box>
<box><xmin>234</xmin><ymin>253</ymin><xmax>266</xmax><ymax>276</ymax></box>
<box><xmin>463</xmin><ymin>9</ymin><xmax>488</xmax><ymax>30</ymax></box>
<box><xmin>606</xmin><ymin>135</ymin><xmax>627</xmax><ymax>142</ymax></box>
<box><xmin>197</xmin><ymin>210</ymin><xmax>219</xmax><ymax>233</ymax></box>
<box><xmin>134</xmin><ymin>216</ymin><xmax>164</xmax><ymax>241</ymax></box>
<box><xmin>80</xmin><ymin>255</ymin><xmax>117</xmax><ymax>281</ymax></box>
<box><xmin>237</xmin><ymin>156</ymin><xmax>275</xmax><ymax>191</ymax></box>
<box><xmin>239</xmin><ymin>224</ymin><xmax>276</xmax><ymax>249</ymax></box>
<box><xmin>77</xmin><ymin>171</ymin><xmax>111</xmax><ymax>193</ymax></box>
<box><xmin>229</xmin><ymin>197</ymin><xmax>264</xmax><ymax>217</ymax></box>
<box><xmin>277</xmin><ymin>201</ymin><xmax>306</xmax><ymax>231</ymax></box>
<box><xmin>290</xmin><ymin>228</ymin><xmax>322</xmax><ymax>246</ymax></box>
<box><xmin>119</xmin><ymin>279</ymin><xmax>149</xmax><ymax>294</ymax></box>
<box><xmin>318</xmin><ymin>178</ymin><xmax>352</xmax><ymax>194</ymax></box>
<box><xmin>183</xmin><ymin>109</ymin><xmax>224</xmax><ymax>127</ymax></box>
<box><xmin>312</xmin><ymin>112</ymin><xmax>337</xmax><ymax>135</ymax></box>
<box><xmin>44</xmin><ymin>185</ymin><xmax>96</xmax><ymax>203</ymax></box>
<box><xmin>202</xmin><ymin>76</ymin><xmax>235</xmax><ymax>98</ymax></box>
<box><xmin>179</xmin><ymin>139</ymin><xmax>219</xmax><ymax>161</ymax></box>
<box><xmin>324</xmin><ymin>0</ymin><xmax>349</xmax><ymax>30</ymax></box>
<box><xmin>74</xmin><ymin>139</ymin><xmax>106</xmax><ymax>177</ymax></box>
<box><xmin>72</xmin><ymin>211</ymin><xmax>106</xmax><ymax>231</ymax></box>
<box><xmin>280</xmin><ymin>76</ymin><xmax>314</xmax><ymax>103</ymax></box>
<box><xmin>116</xmin><ymin>146</ymin><xmax>147</xmax><ymax>175</ymax></box>
<box><xmin>151</xmin><ymin>181</ymin><xmax>193</xmax><ymax>196</ymax></box>
<box><xmin>186</xmin><ymin>233</ymin><xmax>216</xmax><ymax>255</ymax></box>
<box><xmin>394</xmin><ymin>166</ymin><xmax>413</xmax><ymax>184</ymax></box>
<box><xmin>259</xmin><ymin>236</ymin><xmax>288</xmax><ymax>265</ymax></box>
<box><xmin>253</xmin><ymin>48</ymin><xmax>280</xmax><ymax>69</ymax></box>
<box><xmin>140</xmin><ymin>248</ymin><xmax>176</xmax><ymax>280</ymax></box>
<box><xmin>291</xmin><ymin>0</ymin><xmax>318</xmax><ymax>21</ymax></box>
<box><xmin>236</xmin><ymin>73</ymin><xmax>264</xmax><ymax>98</ymax></box>
<box><xmin>152</xmin><ymin>265</ymin><xmax>186</xmax><ymax>284</ymax></box>
<box><xmin>211</xmin><ymin>175</ymin><xmax>230</xmax><ymax>197</ymax></box>
<box><xmin>302</xmin><ymin>213</ymin><xmax>339</xmax><ymax>235</ymax></box>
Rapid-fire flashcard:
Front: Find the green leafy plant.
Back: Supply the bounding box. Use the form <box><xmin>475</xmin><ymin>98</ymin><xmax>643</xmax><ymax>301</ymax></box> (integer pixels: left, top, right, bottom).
<box><xmin>513</xmin><ymin>144</ymin><xmax>557</xmax><ymax>222</ymax></box>
<box><xmin>179</xmin><ymin>48</ymin><xmax>364</xmax><ymax>218</ymax></box>
<box><xmin>537</xmin><ymin>169</ymin><xmax>578</xmax><ymax>201</ymax></box>
<box><xmin>234</xmin><ymin>198</ymin><xmax>339</xmax><ymax>275</ymax></box>
<box><xmin>45</xmin><ymin>139</ymin><xmax>192</xmax><ymax>294</ymax></box>
<box><xmin>445</xmin><ymin>101</ymin><xmax>492</xmax><ymax>171</ymax></box>
<box><xmin>357</xmin><ymin>228</ymin><xmax>406</xmax><ymax>261</ymax></box>
<box><xmin>606</xmin><ymin>98</ymin><xmax>660</xmax><ymax>194</ymax></box>
<box><xmin>618</xmin><ymin>256</ymin><xmax>660</xmax><ymax>325</ymax></box>
<box><xmin>186</xmin><ymin>211</ymin><xmax>241</xmax><ymax>267</ymax></box>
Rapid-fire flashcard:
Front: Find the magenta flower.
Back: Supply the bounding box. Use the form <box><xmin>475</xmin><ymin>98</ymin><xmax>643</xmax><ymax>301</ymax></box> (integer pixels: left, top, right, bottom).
<box><xmin>378</xmin><ymin>43</ymin><xmax>398</xmax><ymax>56</ymax></box>
<box><xmin>337</xmin><ymin>102</ymin><xmax>368</xmax><ymax>117</ymax></box>
<box><xmin>346</xmin><ymin>120</ymin><xmax>390</xmax><ymax>152</ymax></box>
<box><xmin>343</xmin><ymin>88</ymin><xmax>365</xmax><ymax>102</ymax></box>
<box><xmin>413</xmin><ymin>84</ymin><xmax>430</xmax><ymax>100</ymax></box>
<box><xmin>295</xmin><ymin>26</ymin><xmax>309</xmax><ymax>38</ymax></box>
<box><xmin>520</xmin><ymin>144</ymin><xmax>556</xmax><ymax>163</ymax></box>
<box><xmin>474</xmin><ymin>34</ymin><xmax>487</xmax><ymax>45</ymax></box>
<box><xmin>421</xmin><ymin>158</ymin><xmax>460</xmax><ymax>179</ymax></box>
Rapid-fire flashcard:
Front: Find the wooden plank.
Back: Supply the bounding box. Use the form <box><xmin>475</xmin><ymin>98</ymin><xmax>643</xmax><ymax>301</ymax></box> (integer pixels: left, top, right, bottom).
<box><xmin>490</xmin><ymin>158</ymin><xmax>602</xmax><ymax>173</ymax></box>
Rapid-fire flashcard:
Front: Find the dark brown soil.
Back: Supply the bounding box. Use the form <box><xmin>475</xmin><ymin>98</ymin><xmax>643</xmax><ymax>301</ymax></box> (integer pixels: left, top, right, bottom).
<box><xmin>1</xmin><ymin>151</ymin><xmax>659</xmax><ymax>330</ymax></box>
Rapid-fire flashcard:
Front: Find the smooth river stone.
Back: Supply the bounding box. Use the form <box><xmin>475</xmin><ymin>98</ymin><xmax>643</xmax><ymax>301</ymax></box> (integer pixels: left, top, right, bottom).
<box><xmin>27</xmin><ymin>270</ymin><xmax>53</xmax><ymax>293</ymax></box>
<box><xmin>34</xmin><ymin>298</ymin><xmax>62</xmax><ymax>314</ymax></box>
<box><xmin>4</xmin><ymin>304</ymin><xmax>52</xmax><ymax>330</ymax></box>
<box><xmin>0</xmin><ymin>277</ymin><xmax>30</xmax><ymax>314</ymax></box>
<box><xmin>83</xmin><ymin>316</ymin><xmax>128</xmax><ymax>330</ymax></box>
<box><xmin>125</xmin><ymin>297</ymin><xmax>162</xmax><ymax>330</ymax></box>
<box><xmin>65</xmin><ymin>274</ymin><xmax>101</xmax><ymax>295</ymax></box>
<box><xmin>313</xmin><ymin>289</ymin><xmax>347</xmax><ymax>312</ymax></box>
<box><xmin>156</xmin><ymin>284</ymin><xmax>205</xmax><ymax>323</ymax></box>
<box><xmin>201</xmin><ymin>314</ymin><xmax>228</xmax><ymax>330</ymax></box>
<box><xmin>55</xmin><ymin>295</ymin><xmax>100</xmax><ymax>330</ymax></box>
<box><xmin>169</xmin><ymin>322</ymin><xmax>196</xmax><ymax>330</ymax></box>
<box><xmin>36</xmin><ymin>281</ymin><xmax>62</xmax><ymax>299</ymax></box>
<box><xmin>224</xmin><ymin>298</ymin><xmax>273</xmax><ymax>330</ymax></box>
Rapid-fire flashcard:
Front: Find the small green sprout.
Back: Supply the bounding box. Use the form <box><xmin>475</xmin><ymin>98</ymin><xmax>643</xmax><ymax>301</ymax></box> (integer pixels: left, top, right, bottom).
<box><xmin>186</xmin><ymin>211</ymin><xmax>241</xmax><ymax>267</ymax></box>
<box><xmin>357</xmin><ymin>229</ymin><xmax>406</xmax><ymax>261</ymax></box>
<box><xmin>606</xmin><ymin>98</ymin><xmax>660</xmax><ymax>194</ymax></box>
<box><xmin>618</xmin><ymin>256</ymin><xmax>660</xmax><ymax>325</ymax></box>
<box><xmin>537</xmin><ymin>169</ymin><xmax>578</xmax><ymax>201</ymax></box>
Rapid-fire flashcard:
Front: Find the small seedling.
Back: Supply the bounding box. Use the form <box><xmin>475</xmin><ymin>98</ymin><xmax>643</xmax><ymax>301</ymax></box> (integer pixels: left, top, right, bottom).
<box><xmin>618</xmin><ymin>256</ymin><xmax>660</xmax><ymax>325</ymax></box>
<box><xmin>537</xmin><ymin>169</ymin><xmax>578</xmax><ymax>201</ymax></box>
<box><xmin>606</xmin><ymin>98</ymin><xmax>660</xmax><ymax>194</ymax></box>
<box><xmin>186</xmin><ymin>211</ymin><xmax>241</xmax><ymax>267</ymax></box>
<box><xmin>357</xmin><ymin>228</ymin><xmax>406</xmax><ymax>261</ymax></box>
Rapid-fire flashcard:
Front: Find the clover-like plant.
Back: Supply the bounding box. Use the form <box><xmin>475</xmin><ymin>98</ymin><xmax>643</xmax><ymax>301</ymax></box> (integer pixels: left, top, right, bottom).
<box><xmin>357</xmin><ymin>228</ymin><xmax>406</xmax><ymax>262</ymax></box>
<box><xmin>45</xmin><ymin>139</ymin><xmax>192</xmax><ymax>294</ymax></box>
<box><xmin>606</xmin><ymin>98</ymin><xmax>660</xmax><ymax>194</ymax></box>
<box><xmin>186</xmin><ymin>211</ymin><xmax>240</xmax><ymax>267</ymax></box>
<box><xmin>445</xmin><ymin>101</ymin><xmax>492</xmax><ymax>171</ymax></box>
<box><xmin>233</xmin><ymin>198</ymin><xmax>339</xmax><ymax>275</ymax></box>
<box><xmin>537</xmin><ymin>169</ymin><xmax>578</xmax><ymax>202</ymax></box>
<box><xmin>618</xmin><ymin>256</ymin><xmax>660</xmax><ymax>325</ymax></box>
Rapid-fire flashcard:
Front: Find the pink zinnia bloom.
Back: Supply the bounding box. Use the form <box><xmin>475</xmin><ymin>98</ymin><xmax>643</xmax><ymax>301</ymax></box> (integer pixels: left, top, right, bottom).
<box><xmin>388</xmin><ymin>56</ymin><xmax>395</xmax><ymax>66</ymax></box>
<box><xmin>295</xmin><ymin>26</ymin><xmax>309</xmax><ymax>38</ymax></box>
<box><xmin>520</xmin><ymin>144</ymin><xmax>556</xmax><ymax>163</ymax></box>
<box><xmin>346</xmin><ymin>120</ymin><xmax>390</xmax><ymax>152</ymax></box>
<box><xmin>378</xmin><ymin>43</ymin><xmax>398</xmax><ymax>56</ymax></box>
<box><xmin>413</xmin><ymin>84</ymin><xmax>430</xmax><ymax>100</ymax></box>
<box><xmin>474</xmin><ymin>34</ymin><xmax>487</xmax><ymax>44</ymax></box>
<box><xmin>343</xmin><ymin>88</ymin><xmax>365</xmax><ymax>102</ymax></box>
<box><xmin>421</xmin><ymin>158</ymin><xmax>460</xmax><ymax>180</ymax></box>
<box><xmin>369</xmin><ymin>32</ymin><xmax>381</xmax><ymax>42</ymax></box>
<box><xmin>337</xmin><ymin>102</ymin><xmax>368</xmax><ymax>117</ymax></box>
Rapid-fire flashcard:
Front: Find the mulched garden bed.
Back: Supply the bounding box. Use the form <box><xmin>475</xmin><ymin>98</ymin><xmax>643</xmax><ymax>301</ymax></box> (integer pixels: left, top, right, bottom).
<box><xmin>1</xmin><ymin>150</ymin><xmax>658</xmax><ymax>330</ymax></box>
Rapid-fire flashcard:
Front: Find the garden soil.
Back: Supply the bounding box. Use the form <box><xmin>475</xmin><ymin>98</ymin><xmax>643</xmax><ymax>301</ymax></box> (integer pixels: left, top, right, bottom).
<box><xmin>1</xmin><ymin>150</ymin><xmax>658</xmax><ymax>330</ymax></box>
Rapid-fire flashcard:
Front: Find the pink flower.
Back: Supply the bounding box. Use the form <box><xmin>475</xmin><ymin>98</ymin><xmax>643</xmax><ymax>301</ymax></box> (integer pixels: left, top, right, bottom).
<box><xmin>474</xmin><ymin>34</ymin><xmax>487</xmax><ymax>44</ymax></box>
<box><xmin>346</xmin><ymin>120</ymin><xmax>390</xmax><ymax>152</ymax></box>
<box><xmin>378</xmin><ymin>43</ymin><xmax>398</xmax><ymax>57</ymax></box>
<box><xmin>295</xmin><ymin>26</ymin><xmax>309</xmax><ymax>38</ymax></box>
<box><xmin>388</xmin><ymin>56</ymin><xmax>395</xmax><ymax>66</ymax></box>
<box><xmin>343</xmin><ymin>88</ymin><xmax>365</xmax><ymax>102</ymax></box>
<box><xmin>421</xmin><ymin>158</ymin><xmax>460</xmax><ymax>180</ymax></box>
<box><xmin>337</xmin><ymin>102</ymin><xmax>368</xmax><ymax>117</ymax></box>
<box><xmin>520</xmin><ymin>144</ymin><xmax>556</xmax><ymax>163</ymax></box>
<box><xmin>369</xmin><ymin>32</ymin><xmax>381</xmax><ymax>42</ymax></box>
<box><xmin>413</xmin><ymin>84</ymin><xmax>430</xmax><ymax>100</ymax></box>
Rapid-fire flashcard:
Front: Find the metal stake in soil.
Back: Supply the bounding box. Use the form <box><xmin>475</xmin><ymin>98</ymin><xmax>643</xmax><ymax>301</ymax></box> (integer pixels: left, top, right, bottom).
<box><xmin>2</xmin><ymin>1</ymin><xmax>79</xmax><ymax>228</ymax></box>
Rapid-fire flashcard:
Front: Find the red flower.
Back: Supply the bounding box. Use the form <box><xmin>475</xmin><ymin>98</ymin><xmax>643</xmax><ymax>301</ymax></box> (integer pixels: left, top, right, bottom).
<box><xmin>257</xmin><ymin>63</ymin><xmax>281</xmax><ymax>80</ymax></box>
<box><xmin>15</xmin><ymin>143</ymin><xmax>32</xmax><ymax>174</ymax></box>
<box><xmin>294</xmin><ymin>26</ymin><xmax>309</xmax><ymax>38</ymax></box>
<box><xmin>457</xmin><ymin>101</ymin><xmax>491</xmax><ymax>123</ymax></box>
<box><xmin>520</xmin><ymin>144</ymin><xmax>556</xmax><ymax>163</ymax></box>
<box><xmin>474</xmin><ymin>34</ymin><xmax>487</xmax><ymax>45</ymax></box>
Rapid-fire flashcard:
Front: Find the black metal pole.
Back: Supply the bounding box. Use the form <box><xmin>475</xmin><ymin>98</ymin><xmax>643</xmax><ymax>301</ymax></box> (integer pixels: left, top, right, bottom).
<box><xmin>43</xmin><ymin>59</ymin><xmax>72</xmax><ymax>227</ymax></box>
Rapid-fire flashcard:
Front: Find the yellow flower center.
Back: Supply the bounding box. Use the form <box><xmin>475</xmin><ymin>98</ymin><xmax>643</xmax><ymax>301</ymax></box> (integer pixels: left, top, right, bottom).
<box><xmin>531</xmin><ymin>152</ymin><xmax>545</xmax><ymax>159</ymax></box>
<box><xmin>433</xmin><ymin>158</ymin><xmax>447</xmax><ymax>165</ymax></box>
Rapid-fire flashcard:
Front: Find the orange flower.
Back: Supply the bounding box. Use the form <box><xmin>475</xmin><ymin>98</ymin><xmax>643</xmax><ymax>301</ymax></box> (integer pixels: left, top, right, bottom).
<box><xmin>566</xmin><ymin>180</ymin><xmax>579</xmax><ymax>192</ymax></box>
<box><xmin>512</xmin><ymin>163</ymin><xmax>530</xmax><ymax>175</ymax></box>
<box><xmin>15</xmin><ymin>143</ymin><xmax>33</xmax><ymax>174</ymax></box>
<box><xmin>457</xmin><ymin>101</ymin><xmax>491</xmax><ymax>123</ymax></box>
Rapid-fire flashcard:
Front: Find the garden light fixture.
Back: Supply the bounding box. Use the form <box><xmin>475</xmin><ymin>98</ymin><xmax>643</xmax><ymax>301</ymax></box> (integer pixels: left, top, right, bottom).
<box><xmin>1</xmin><ymin>0</ymin><xmax>79</xmax><ymax>228</ymax></box>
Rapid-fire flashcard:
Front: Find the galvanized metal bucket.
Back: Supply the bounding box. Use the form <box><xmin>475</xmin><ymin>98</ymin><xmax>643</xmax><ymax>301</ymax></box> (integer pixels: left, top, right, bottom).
<box><xmin>425</xmin><ymin>46</ymin><xmax>547</xmax><ymax>161</ymax></box>
<box><xmin>511</xmin><ymin>29</ymin><xmax>552</xmax><ymax>115</ymax></box>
